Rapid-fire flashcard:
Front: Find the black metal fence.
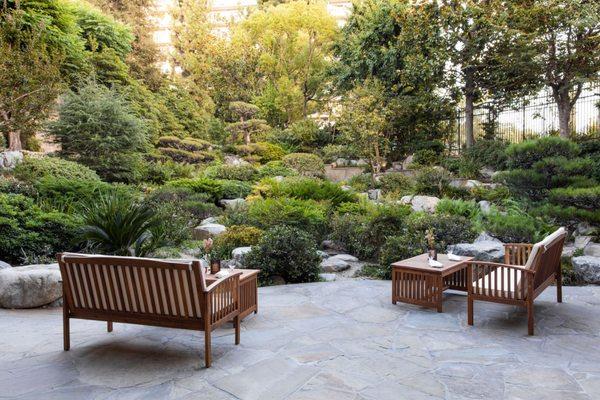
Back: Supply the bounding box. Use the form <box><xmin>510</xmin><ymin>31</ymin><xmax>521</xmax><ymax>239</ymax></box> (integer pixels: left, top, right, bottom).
<box><xmin>453</xmin><ymin>83</ymin><xmax>600</xmax><ymax>150</ymax></box>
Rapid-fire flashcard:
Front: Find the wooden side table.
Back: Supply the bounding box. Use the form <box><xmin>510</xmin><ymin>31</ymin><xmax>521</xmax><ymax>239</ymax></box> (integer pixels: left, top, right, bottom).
<box><xmin>391</xmin><ymin>254</ymin><xmax>473</xmax><ymax>312</ymax></box>
<box><xmin>206</xmin><ymin>269</ymin><xmax>259</xmax><ymax>320</ymax></box>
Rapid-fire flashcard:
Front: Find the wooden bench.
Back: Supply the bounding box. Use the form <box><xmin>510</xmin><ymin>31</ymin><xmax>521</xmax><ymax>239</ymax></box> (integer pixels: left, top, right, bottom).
<box><xmin>467</xmin><ymin>227</ymin><xmax>567</xmax><ymax>335</ymax></box>
<box><xmin>57</xmin><ymin>253</ymin><xmax>241</xmax><ymax>367</ymax></box>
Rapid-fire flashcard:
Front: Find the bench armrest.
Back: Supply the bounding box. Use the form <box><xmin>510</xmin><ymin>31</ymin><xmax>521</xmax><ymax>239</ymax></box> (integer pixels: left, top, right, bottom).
<box><xmin>205</xmin><ymin>273</ymin><xmax>240</xmax><ymax>325</ymax></box>
<box><xmin>467</xmin><ymin>261</ymin><xmax>533</xmax><ymax>300</ymax></box>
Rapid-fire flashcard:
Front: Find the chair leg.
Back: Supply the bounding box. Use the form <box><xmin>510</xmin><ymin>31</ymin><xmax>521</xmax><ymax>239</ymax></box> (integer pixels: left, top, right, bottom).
<box><xmin>467</xmin><ymin>296</ymin><xmax>474</xmax><ymax>326</ymax></box>
<box><xmin>107</xmin><ymin>321</ymin><xmax>113</xmax><ymax>332</ymax></box>
<box><xmin>527</xmin><ymin>300</ymin><xmax>534</xmax><ymax>336</ymax></box>
<box><xmin>556</xmin><ymin>272</ymin><xmax>563</xmax><ymax>303</ymax></box>
<box><xmin>204</xmin><ymin>330</ymin><xmax>212</xmax><ymax>368</ymax></box>
<box><xmin>63</xmin><ymin>307</ymin><xmax>70</xmax><ymax>351</ymax></box>
<box><xmin>234</xmin><ymin>316</ymin><xmax>240</xmax><ymax>345</ymax></box>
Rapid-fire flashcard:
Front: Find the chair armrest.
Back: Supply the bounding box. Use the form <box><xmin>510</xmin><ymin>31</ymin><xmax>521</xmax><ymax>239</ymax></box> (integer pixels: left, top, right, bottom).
<box><xmin>503</xmin><ymin>243</ymin><xmax>533</xmax><ymax>266</ymax></box>
<box><xmin>205</xmin><ymin>273</ymin><xmax>241</xmax><ymax>325</ymax></box>
<box><xmin>467</xmin><ymin>261</ymin><xmax>533</xmax><ymax>300</ymax></box>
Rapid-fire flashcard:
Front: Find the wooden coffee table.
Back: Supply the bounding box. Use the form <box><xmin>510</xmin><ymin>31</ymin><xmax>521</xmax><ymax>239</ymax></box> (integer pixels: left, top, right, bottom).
<box><xmin>391</xmin><ymin>254</ymin><xmax>473</xmax><ymax>312</ymax></box>
<box><xmin>206</xmin><ymin>269</ymin><xmax>259</xmax><ymax>320</ymax></box>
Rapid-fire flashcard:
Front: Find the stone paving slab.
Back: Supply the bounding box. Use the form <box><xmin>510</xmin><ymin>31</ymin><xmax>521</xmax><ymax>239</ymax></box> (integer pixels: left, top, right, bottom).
<box><xmin>0</xmin><ymin>281</ymin><xmax>599</xmax><ymax>399</ymax></box>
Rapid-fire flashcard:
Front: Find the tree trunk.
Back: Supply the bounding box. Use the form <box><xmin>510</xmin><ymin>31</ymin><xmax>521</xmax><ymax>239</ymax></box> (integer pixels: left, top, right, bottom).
<box><xmin>464</xmin><ymin>70</ymin><xmax>476</xmax><ymax>148</ymax></box>
<box><xmin>243</xmin><ymin>130</ymin><xmax>251</xmax><ymax>145</ymax></box>
<box><xmin>553</xmin><ymin>86</ymin><xmax>577</xmax><ymax>139</ymax></box>
<box><xmin>8</xmin><ymin>130</ymin><xmax>22</xmax><ymax>151</ymax></box>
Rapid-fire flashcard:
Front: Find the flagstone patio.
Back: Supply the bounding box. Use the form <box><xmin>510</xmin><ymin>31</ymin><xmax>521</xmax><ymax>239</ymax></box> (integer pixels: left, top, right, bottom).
<box><xmin>1</xmin><ymin>280</ymin><xmax>599</xmax><ymax>400</ymax></box>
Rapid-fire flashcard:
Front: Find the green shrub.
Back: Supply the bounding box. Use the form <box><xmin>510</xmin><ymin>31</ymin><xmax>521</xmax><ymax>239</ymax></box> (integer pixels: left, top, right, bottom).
<box><xmin>0</xmin><ymin>193</ymin><xmax>81</xmax><ymax>265</ymax></box>
<box><xmin>219</xmin><ymin>180</ymin><xmax>252</xmax><ymax>199</ymax></box>
<box><xmin>482</xmin><ymin>207</ymin><xmax>551</xmax><ymax>243</ymax></box>
<box><xmin>436</xmin><ymin>198</ymin><xmax>480</xmax><ymax>219</ymax></box>
<box><xmin>254</xmin><ymin>177</ymin><xmax>357</xmax><ymax>209</ymax></box>
<box><xmin>50</xmin><ymin>82</ymin><xmax>149</xmax><ymax>183</ymax></box>
<box><xmin>330</xmin><ymin>203</ymin><xmax>411</xmax><ymax>260</ymax></box>
<box><xmin>282</xmin><ymin>153</ymin><xmax>325</xmax><ymax>177</ymax></box>
<box><xmin>412</xmin><ymin>149</ymin><xmax>439</xmax><ymax>166</ymax></box>
<box><xmin>257</xmin><ymin>161</ymin><xmax>297</xmax><ymax>178</ymax></box>
<box><xmin>347</xmin><ymin>173</ymin><xmax>376</xmax><ymax>192</ymax></box>
<box><xmin>379</xmin><ymin>172</ymin><xmax>414</xmax><ymax>196</ymax></box>
<box><xmin>245</xmin><ymin>225</ymin><xmax>321</xmax><ymax>285</ymax></box>
<box><xmin>493</xmin><ymin>169</ymin><xmax>547</xmax><ymax>200</ymax></box>
<box><xmin>241</xmin><ymin>198</ymin><xmax>328</xmax><ymax>236</ymax></box>
<box><xmin>233</xmin><ymin>142</ymin><xmax>286</xmax><ymax>163</ymax></box>
<box><xmin>142</xmin><ymin>160</ymin><xmax>194</xmax><ymax>184</ymax></box>
<box><xmin>414</xmin><ymin>167</ymin><xmax>451</xmax><ymax>197</ymax></box>
<box><xmin>457</xmin><ymin>159</ymin><xmax>481</xmax><ymax>179</ymax></box>
<box><xmin>13</xmin><ymin>156</ymin><xmax>100</xmax><ymax>183</ymax></box>
<box><xmin>406</xmin><ymin>212</ymin><xmax>478</xmax><ymax>250</ymax></box>
<box><xmin>462</xmin><ymin>139</ymin><xmax>508</xmax><ymax>170</ymax></box>
<box><xmin>506</xmin><ymin>136</ymin><xmax>579</xmax><ymax>169</ymax></box>
<box><xmin>144</xmin><ymin>186</ymin><xmax>221</xmax><ymax>225</ymax></box>
<box><xmin>156</xmin><ymin>135</ymin><xmax>213</xmax><ymax>152</ymax></box>
<box><xmin>470</xmin><ymin>185</ymin><xmax>511</xmax><ymax>203</ymax></box>
<box><xmin>204</xmin><ymin>164</ymin><xmax>258</xmax><ymax>181</ymax></box>
<box><xmin>442</xmin><ymin>157</ymin><xmax>461</xmax><ymax>174</ymax></box>
<box><xmin>33</xmin><ymin>177</ymin><xmax>135</xmax><ymax>213</ymax></box>
<box><xmin>166</xmin><ymin>177</ymin><xmax>224</xmax><ymax>202</ymax></box>
<box><xmin>378</xmin><ymin>235</ymin><xmax>424</xmax><ymax>276</ymax></box>
<box><xmin>158</xmin><ymin>147</ymin><xmax>214</xmax><ymax>164</ymax></box>
<box><xmin>211</xmin><ymin>225</ymin><xmax>263</xmax><ymax>260</ymax></box>
<box><xmin>321</xmin><ymin>144</ymin><xmax>358</xmax><ymax>162</ymax></box>
<box><xmin>531</xmin><ymin>203</ymin><xmax>600</xmax><ymax>228</ymax></box>
<box><xmin>549</xmin><ymin>186</ymin><xmax>600</xmax><ymax>211</ymax></box>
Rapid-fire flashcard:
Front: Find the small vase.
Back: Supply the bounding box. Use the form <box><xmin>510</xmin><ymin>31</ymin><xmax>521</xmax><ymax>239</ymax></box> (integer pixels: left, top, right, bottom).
<box><xmin>428</xmin><ymin>249</ymin><xmax>437</xmax><ymax>261</ymax></box>
<box><xmin>210</xmin><ymin>259</ymin><xmax>221</xmax><ymax>274</ymax></box>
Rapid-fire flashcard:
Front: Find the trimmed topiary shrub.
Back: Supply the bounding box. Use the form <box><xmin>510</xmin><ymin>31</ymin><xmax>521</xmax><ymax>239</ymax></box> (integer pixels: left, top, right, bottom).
<box><xmin>462</xmin><ymin>139</ymin><xmax>508</xmax><ymax>170</ymax></box>
<box><xmin>282</xmin><ymin>153</ymin><xmax>325</xmax><ymax>177</ymax></box>
<box><xmin>257</xmin><ymin>161</ymin><xmax>297</xmax><ymax>178</ymax></box>
<box><xmin>166</xmin><ymin>178</ymin><xmax>224</xmax><ymax>202</ymax></box>
<box><xmin>245</xmin><ymin>225</ymin><xmax>321</xmax><ymax>285</ymax></box>
<box><xmin>506</xmin><ymin>136</ymin><xmax>580</xmax><ymax>169</ymax></box>
<box><xmin>204</xmin><ymin>164</ymin><xmax>258</xmax><ymax>181</ymax></box>
<box><xmin>158</xmin><ymin>147</ymin><xmax>214</xmax><ymax>164</ymax></box>
<box><xmin>412</xmin><ymin>149</ymin><xmax>439</xmax><ymax>166</ymax></box>
<box><xmin>219</xmin><ymin>180</ymin><xmax>252</xmax><ymax>199</ymax></box>
<box><xmin>549</xmin><ymin>186</ymin><xmax>600</xmax><ymax>211</ymax></box>
<box><xmin>481</xmin><ymin>206</ymin><xmax>552</xmax><ymax>243</ymax></box>
<box><xmin>13</xmin><ymin>156</ymin><xmax>100</xmax><ymax>183</ymax></box>
<box><xmin>211</xmin><ymin>225</ymin><xmax>263</xmax><ymax>260</ymax></box>
<box><xmin>233</xmin><ymin>142</ymin><xmax>286</xmax><ymax>163</ymax></box>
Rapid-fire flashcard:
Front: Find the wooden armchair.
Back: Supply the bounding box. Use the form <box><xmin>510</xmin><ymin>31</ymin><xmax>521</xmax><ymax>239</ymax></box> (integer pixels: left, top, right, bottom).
<box><xmin>57</xmin><ymin>253</ymin><xmax>241</xmax><ymax>367</ymax></box>
<box><xmin>466</xmin><ymin>228</ymin><xmax>567</xmax><ymax>335</ymax></box>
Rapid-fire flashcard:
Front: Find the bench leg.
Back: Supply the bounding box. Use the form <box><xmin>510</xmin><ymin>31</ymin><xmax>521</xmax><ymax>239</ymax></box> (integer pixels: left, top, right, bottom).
<box><xmin>467</xmin><ymin>296</ymin><xmax>474</xmax><ymax>326</ymax></box>
<box><xmin>107</xmin><ymin>321</ymin><xmax>113</xmax><ymax>332</ymax></box>
<box><xmin>204</xmin><ymin>330</ymin><xmax>212</xmax><ymax>368</ymax></box>
<box><xmin>63</xmin><ymin>306</ymin><xmax>70</xmax><ymax>351</ymax></box>
<box><xmin>234</xmin><ymin>315</ymin><xmax>240</xmax><ymax>345</ymax></box>
<box><xmin>556</xmin><ymin>271</ymin><xmax>563</xmax><ymax>303</ymax></box>
<box><xmin>527</xmin><ymin>300</ymin><xmax>534</xmax><ymax>336</ymax></box>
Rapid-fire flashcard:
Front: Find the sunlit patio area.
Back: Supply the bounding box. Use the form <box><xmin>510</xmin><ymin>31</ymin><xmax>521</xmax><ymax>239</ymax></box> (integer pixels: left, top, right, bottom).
<box><xmin>1</xmin><ymin>280</ymin><xmax>599</xmax><ymax>400</ymax></box>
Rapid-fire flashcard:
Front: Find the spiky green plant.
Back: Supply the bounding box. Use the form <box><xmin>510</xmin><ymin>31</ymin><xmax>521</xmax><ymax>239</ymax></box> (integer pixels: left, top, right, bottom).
<box><xmin>78</xmin><ymin>194</ymin><xmax>160</xmax><ymax>256</ymax></box>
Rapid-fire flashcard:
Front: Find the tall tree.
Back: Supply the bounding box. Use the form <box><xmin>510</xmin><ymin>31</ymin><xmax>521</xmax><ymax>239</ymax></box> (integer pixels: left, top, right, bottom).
<box><xmin>435</xmin><ymin>0</ymin><xmax>541</xmax><ymax>147</ymax></box>
<box><xmin>331</xmin><ymin>0</ymin><xmax>455</xmax><ymax>158</ymax></box>
<box><xmin>0</xmin><ymin>21</ymin><xmax>63</xmax><ymax>151</ymax></box>
<box><xmin>512</xmin><ymin>0</ymin><xmax>600</xmax><ymax>137</ymax></box>
<box><xmin>241</xmin><ymin>1</ymin><xmax>338</xmax><ymax>125</ymax></box>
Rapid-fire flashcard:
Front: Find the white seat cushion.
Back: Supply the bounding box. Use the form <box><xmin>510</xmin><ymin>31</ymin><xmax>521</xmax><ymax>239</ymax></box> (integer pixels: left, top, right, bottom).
<box><xmin>476</xmin><ymin>268</ymin><xmax>523</xmax><ymax>298</ymax></box>
<box><xmin>523</xmin><ymin>227</ymin><xmax>567</xmax><ymax>270</ymax></box>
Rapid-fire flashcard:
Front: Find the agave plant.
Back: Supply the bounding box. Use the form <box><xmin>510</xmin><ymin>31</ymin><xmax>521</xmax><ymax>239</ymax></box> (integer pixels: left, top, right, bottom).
<box><xmin>78</xmin><ymin>194</ymin><xmax>161</xmax><ymax>256</ymax></box>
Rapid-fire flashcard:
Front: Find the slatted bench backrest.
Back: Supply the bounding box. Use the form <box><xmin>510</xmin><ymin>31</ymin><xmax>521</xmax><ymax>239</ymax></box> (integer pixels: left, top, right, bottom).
<box><xmin>58</xmin><ymin>254</ymin><xmax>207</xmax><ymax>325</ymax></box>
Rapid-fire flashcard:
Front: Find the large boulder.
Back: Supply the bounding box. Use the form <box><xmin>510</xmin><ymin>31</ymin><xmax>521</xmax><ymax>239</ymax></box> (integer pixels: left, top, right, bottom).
<box><xmin>478</xmin><ymin>200</ymin><xmax>491</xmax><ymax>215</ymax></box>
<box><xmin>193</xmin><ymin>223</ymin><xmax>227</xmax><ymax>240</ymax></box>
<box><xmin>571</xmin><ymin>256</ymin><xmax>600</xmax><ymax>284</ymax></box>
<box><xmin>574</xmin><ymin>236</ymin><xmax>593</xmax><ymax>249</ymax></box>
<box><xmin>0</xmin><ymin>150</ymin><xmax>23</xmax><ymax>171</ymax></box>
<box><xmin>219</xmin><ymin>198</ymin><xmax>246</xmax><ymax>210</ymax></box>
<box><xmin>583</xmin><ymin>243</ymin><xmax>600</xmax><ymax>258</ymax></box>
<box><xmin>367</xmin><ymin>189</ymin><xmax>381</xmax><ymax>201</ymax></box>
<box><xmin>223</xmin><ymin>155</ymin><xmax>249</xmax><ymax>166</ymax></box>
<box><xmin>0</xmin><ymin>264</ymin><xmax>62</xmax><ymax>309</ymax></box>
<box><xmin>0</xmin><ymin>261</ymin><xmax>11</xmax><ymax>270</ymax></box>
<box><xmin>400</xmin><ymin>195</ymin><xmax>440</xmax><ymax>213</ymax></box>
<box><xmin>320</xmin><ymin>257</ymin><xmax>351</xmax><ymax>273</ymax></box>
<box><xmin>231</xmin><ymin>246</ymin><xmax>252</xmax><ymax>266</ymax></box>
<box><xmin>447</xmin><ymin>232</ymin><xmax>505</xmax><ymax>262</ymax></box>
